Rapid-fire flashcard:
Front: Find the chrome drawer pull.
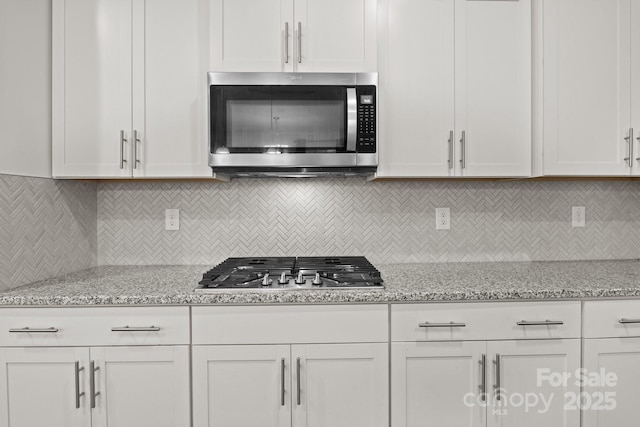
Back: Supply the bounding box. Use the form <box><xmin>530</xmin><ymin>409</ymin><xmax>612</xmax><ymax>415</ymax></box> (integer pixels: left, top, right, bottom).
<box><xmin>9</xmin><ymin>327</ymin><xmax>58</xmax><ymax>333</ymax></box>
<box><xmin>619</xmin><ymin>318</ymin><xmax>640</xmax><ymax>324</ymax></box>
<box><xmin>494</xmin><ymin>354</ymin><xmax>501</xmax><ymax>401</ymax></box>
<box><xmin>75</xmin><ymin>362</ymin><xmax>85</xmax><ymax>409</ymax></box>
<box><xmin>516</xmin><ymin>320</ymin><xmax>564</xmax><ymax>326</ymax></box>
<box><xmin>111</xmin><ymin>325</ymin><xmax>161</xmax><ymax>332</ymax></box>
<box><xmin>90</xmin><ymin>361</ymin><xmax>100</xmax><ymax>409</ymax></box>
<box><xmin>418</xmin><ymin>322</ymin><xmax>466</xmax><ymax>328</ymax></box>
<box><xmin>281</xmin><ymin>358</ymin><xmax>286</xmax><ymax>406</ymax></box>
<box><xmin>480</xmin><ymin>354</ymin><xmax>486</xmax><ymax>401</ymax></box>
<box><xmin>296</xmin><ymin>357</ymin><xmax>301</xmax><ymax>406</ymax></box>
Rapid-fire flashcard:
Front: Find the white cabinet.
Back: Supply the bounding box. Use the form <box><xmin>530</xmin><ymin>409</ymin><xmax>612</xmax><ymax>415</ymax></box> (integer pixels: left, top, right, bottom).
<box><xmin>390</xmin><ymin>302</ymin><xmax>581</xmax><ymax>427</ymax></box>
<box><xmin>392</xmin><ymin>341</ymin><xmax>486</xmax><ymax>427</ymax></box>
<box><xmin>52</xmin><ymin>0</ymin><xmax>211</xmax><ymax>178</ymax></box>
<box><xmin>0</xmin><ymin>347</ymin><xmax>89</xmax><ymax>427</ymax></box>
<box><xmin>192</xmin><ymin>345</ymin><xmax>291</xmax><ymax>427</ymax></box>
<box><xmin>582</xmin><ymin>338</ymin><xmax>640</xmax><ymax>427</ymax></box>
<box><xmin>192</xmin><ymin>305</ymin><xmax>389</xmax><ymax>427</ymax></box>
<box><xmin>540</xmin><ymin>0</ymin><xmax>640</xmax><ymax>176</ymax></box>
<box><xmin>378</xmin><ymin>0</ymin><xmax>531</xmax><ymax>178</ymax></box>
<box><xmin>210</xmin><ymin>0</ymin><xmax>377</xmax><ymax>72</ymax></box>
<box><xmin>0</xmin><ymin>307</ymin><xmax>191</xmax><ymax>427</ymax></box>
<box><xmin>292</xmin><ymin>343</ymin><xmax>388</xmax><ymax>427</ymax></box>
<box><xmin>582</xmin><ymin>300</ymin><xmax>640</xmax><ymax>426</ymax></box>
<box><xmin>486</xmin><ymin>339</ymin><xmax>580</xmax><ymax>427</ymax></box>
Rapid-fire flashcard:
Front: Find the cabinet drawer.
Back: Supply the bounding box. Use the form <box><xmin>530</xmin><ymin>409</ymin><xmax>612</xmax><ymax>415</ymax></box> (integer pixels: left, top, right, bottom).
<box><xmin>583</xmin><ymin>300</ymin><xmax>640</xmax><ymax>338</ymax></box>
<box><xmin>192</xmin><ymin>304</ymin><xmax>388</xmax><ymax>345</ymax></box>
<box><xmin>0</xmin><ymin>306</ymin><xmax>190</xmax><ymax>346</ymax></box>
<box><xmin>391</xmin><ymin>301</ymin><xmax>581</xmax><ymax>342</ymax></box>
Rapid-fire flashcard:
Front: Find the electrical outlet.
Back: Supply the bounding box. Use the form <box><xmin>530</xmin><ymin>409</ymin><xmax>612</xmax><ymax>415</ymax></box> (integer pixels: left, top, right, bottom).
<box><xmin>572</xmin><ymin>206</ymin><xmax>585</xmax><ymax>228</ymax></box>
<box><xmin>165</xmin><ymin>209</ymin><xmax>180</xmax><ymax>231</ymax></box>
<box><xmin>435</xmin><ymin>208</ymin><xmax>450</xmax><ymax>230</ymax></box>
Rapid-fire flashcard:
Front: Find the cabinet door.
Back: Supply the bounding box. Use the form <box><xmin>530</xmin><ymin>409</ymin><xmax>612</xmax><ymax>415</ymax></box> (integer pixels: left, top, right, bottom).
<box><xmin>293</xmin><ymin>0</ymin><xmax>377</xmax><ymax>72</ymax></box>
<box><xmin>377</xmin><ymin>0</ymin><xmax>455</xmax><ymax>177</ymax></box>
<box><xmin>52</xmin><ymin>0</ymin><xmax>133</xmax><ymax>178</ymax></box>
<box><xmin>632</xmin><ymin>0</ymin><xmax>640</xmax><ymax>175</ymax></box>
<box><xmin>486</xmin><ymin>339</ymin><xmax>580</xmax><ymax>427</ymax></box>
<box><xmin>210</xmin><ymin>0</ymin><xmax>293</xmax><ymax>71</ymax></box>
<box><xmin>90</xmin><ymin>346</ymin><xmax>190</xmax><ymax>427</ymax></box>
<box><xmin>131</xmin><ymin>0</ymin><xmax>210</xmax><ymax>177</ymax></box>
<box><xmin>543</xmin><ymin>0</ymin><xmax>632</xmax><ymax>176</ymax></box>
<box><xmin>292</xmin><ymin>343</ymin><xmax>388</xmax><ymax>427</ymax></box>
<box><xmin>455</xmin><ymin>0</ymin><xmax>531</xmax><ymax>177</ymax></box>
<box><xmin>391</xmin><ymin>341</ymin><xmax>486</xmax><ymax>427</ymax></box>
<box><xmin>192</xmin><ymin>345</ymin><xmax>291</xmax><ymax>427</ymax></box>
<box><xmin>0</xmin><ymin>347</ymin><xmax>90</xmax><ymax>427</ymax></box>
<box><xmin>582</xmin><ymin>338</ymin><xmax>640</xmax><ymax>427</ymax></box>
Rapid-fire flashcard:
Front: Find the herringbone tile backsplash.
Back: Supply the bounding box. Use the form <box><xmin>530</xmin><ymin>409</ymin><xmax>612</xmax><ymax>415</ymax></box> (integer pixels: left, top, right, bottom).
<box><xmin>0</xmin><ymin>174</ymin><xmax>97</xmax><ymax>290</ymax></box>
<box><xmin>97</xmin><ymin>179</ymin><xmax>640</xmax><ymax>265</ymax></box>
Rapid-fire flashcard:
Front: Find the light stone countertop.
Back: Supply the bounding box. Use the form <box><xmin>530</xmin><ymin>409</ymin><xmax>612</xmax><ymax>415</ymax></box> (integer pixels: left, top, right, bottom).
<box><xmin>2</xmin><ymin>260</ymin><xmax>640</xmax><ymax>306</ymax></box>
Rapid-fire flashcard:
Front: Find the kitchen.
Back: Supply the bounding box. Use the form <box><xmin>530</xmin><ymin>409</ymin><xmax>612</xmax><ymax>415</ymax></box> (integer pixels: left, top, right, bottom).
<box><xmin>1</xmin><ymin>0</ymin><xmax>640</xmax><ymax>426</ymax></box>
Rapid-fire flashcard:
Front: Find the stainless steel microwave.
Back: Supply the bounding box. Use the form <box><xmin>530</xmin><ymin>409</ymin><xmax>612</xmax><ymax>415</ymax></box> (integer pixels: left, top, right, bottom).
<box><xmin>208</xmin><ymin>72</ymin><xmax>378</xmax><ymax>177</ymax></box>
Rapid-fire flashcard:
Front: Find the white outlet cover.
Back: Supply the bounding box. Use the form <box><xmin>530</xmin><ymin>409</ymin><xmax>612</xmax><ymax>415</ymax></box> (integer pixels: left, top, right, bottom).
<box><xmin>165</xmin><ymin>209</ymin><xmax>180</xmax><ymax>231</ymax></box>
<box><xmin>435</xmin><ymin>208</ymin><xmax>450</xmax><ymax>230</ymax></box>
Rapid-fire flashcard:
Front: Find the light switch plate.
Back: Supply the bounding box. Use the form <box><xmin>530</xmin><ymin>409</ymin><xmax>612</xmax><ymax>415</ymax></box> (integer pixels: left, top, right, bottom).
<box><xmin>572</xmin><ymin>206</ymin><xmax>585</xmax><ymax>228</ymax></box>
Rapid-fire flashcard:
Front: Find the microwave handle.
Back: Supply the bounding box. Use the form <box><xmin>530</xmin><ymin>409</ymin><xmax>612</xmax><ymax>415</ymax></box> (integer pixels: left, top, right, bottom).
<box><xmin>346</xmin><ymin>88</ymin><xmax>357</xmax><ymax>152</ymax></box>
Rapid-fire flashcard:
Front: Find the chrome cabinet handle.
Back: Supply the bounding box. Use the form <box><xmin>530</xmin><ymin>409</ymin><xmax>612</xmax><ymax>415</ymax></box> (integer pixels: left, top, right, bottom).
<box><xmin>284</xmin><ymin>23</ymin><xmax>289</xmax><ymax>64</ymax></box>
<box><xmin>418</xmin><ymin>321</ymin><xmax>466</xmax><ymax>328</ymax></box>
<box><xmin>460</xmin><ymin>131</ymin><xmax>466</xmax><ymax>169</ymax></box>
<box><xmin>624</xmin><ymin>128</ymin><xmax>633</xmax><ymax>167</ymax></box>
<box><xmin>296</xmin><ymin>357</ymin><xmax>301</xmax><ymax>405</ymax></box>
<box><xmin>281</xmin><ymin>358</ymin><xmax>286</xmax><ymax>406</ymax></box>
<box><xmin>619</xmin><ymin>318</ymin><xmax>640</xmax><ymax>324</ymax></box>
<box><xmin>90</xmin><ymin>361</ymin><xmax>100</xmax><ymax>409</ymax></box>
<box><xmin>111</xmin><ymin>325</ymin><xmax>161</xmax><ymax>332</ymax></box>
<box><xmin>480</xmin><ymin>354</ymin><xmax>486</xmax><ymax>402</ymax></box>
<box><xmin>297</xmin><ymin>22</ymin><xmax>302</xmax><ymax>64</ymax></box>
<box><xmin>9</xmin><ymin>327</ymin><xmax>58</xmax><ymax>333</ymax></box>
<box><xmin>517</xmin><ymin>320</ymin><xmax>564</xmax><ymax>326</ymax></box>
<box><xmin>133</xmin><ymin>130</ymin><xmax>140</xmax><ymax>169</ymax></box>
<box><xmin>448</xmin><ymin>131</ymin><xmax>454</xmax><ymax>169</ymax></box>
<box><xmin>494</xmin><ymin>353</ymin><xmax>501</xmax><ymax>401</ymax></box>
<box><xmin>636</xmin><ymin>130</ymin><xmax>640</xmax><ymax>161</ymax></box>
<box><xmin>120</xmin><ymin>130</ymin><xmax>127</xmax><ymax>169</ymax></box>
<box><xmin>75</xmin><ymin>362</ymin><xmax>85</xmax><ymax>409</ymax></box>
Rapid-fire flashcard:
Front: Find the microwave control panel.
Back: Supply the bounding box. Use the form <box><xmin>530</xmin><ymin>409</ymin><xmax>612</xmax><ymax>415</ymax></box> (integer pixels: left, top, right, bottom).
<box><xmin>356</xmin><ymin>86</ymin><xmax>376</xmax><ymax>153</ymax></box>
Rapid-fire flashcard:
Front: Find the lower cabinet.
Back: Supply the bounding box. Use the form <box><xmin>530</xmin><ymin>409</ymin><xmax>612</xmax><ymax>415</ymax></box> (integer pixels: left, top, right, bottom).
<box><xmin>0</xmin><ymin>306</ymin><xmax>191</xmax><ymax>427</ymax></box>
<box><xmin>582</xmin><ymin>338</ymin><xmax>640</xmax><ymax>427</ymax></box>
<box><xmin>193</xmin><ymin>343</ymin><xmax>388</xmax><ymax>427</ymax></box>
<box><xmin>0</xmin><ymin>345</ymin><xmax>190</xmax><ymax>427</ymax></box>
<box><xmin>391</xmin><ymin>302</ymin><xmax>582</xmax><ymax>427</ymax></box>
<box><xmin>392</xmin><ymin>339</ymin><xmax>580</xmax><ymax>427</ymax></box>
<box><xmin>0</xmin><ymin>347</ymin><xmax>88</xmax><ymax>427</ymax></box>
<box><xmin>582</xmin><ymin>300</ymin><xmax>640</xmax><ymax>427</ymax></box>
<box><xmin>191</xmin><ymin>304</ymin><xmax>389</xmax><ymax>427</ymax></box>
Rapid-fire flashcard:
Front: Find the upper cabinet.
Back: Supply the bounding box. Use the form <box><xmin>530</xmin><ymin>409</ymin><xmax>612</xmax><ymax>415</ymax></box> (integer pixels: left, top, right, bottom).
<box><xmin>210</xmin><ymin>0</ymin><xmax>377</xmax><ymax>72</ymax></box>
<box><xmin>539</xmin><ymin>0</ymin><xmax>640</xmax><ymax>176</ymax></box>
<box><xmin>377</xmin><ymin>0</ymin><xmax>531</xmax><ymax>178</ymax></box>
<box><xmin>52</xmin><ymin>0</ymin><xmax>211</xmax><ymax>178</ymax></box>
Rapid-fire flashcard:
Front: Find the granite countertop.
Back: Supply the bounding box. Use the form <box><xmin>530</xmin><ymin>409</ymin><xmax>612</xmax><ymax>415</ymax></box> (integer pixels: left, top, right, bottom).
<box><xmin>2</xmin><ymin>260</ymin><xmax>640</xmax><ymax>306</ymax></box>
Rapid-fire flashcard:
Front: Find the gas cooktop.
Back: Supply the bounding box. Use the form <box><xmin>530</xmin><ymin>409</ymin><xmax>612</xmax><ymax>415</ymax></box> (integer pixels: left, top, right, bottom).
<box><xmin>196</xmin><ymin>256</ymin><xmax>384</xmax><ymax>291</ymax></box>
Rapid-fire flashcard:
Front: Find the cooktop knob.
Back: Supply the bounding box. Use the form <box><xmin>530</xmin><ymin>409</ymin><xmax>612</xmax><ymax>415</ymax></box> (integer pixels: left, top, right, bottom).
<box><xmin>312</xmin><ymin>273</ymin><xmax>322</xmax><ymax>286</ymax></box>
<box><xmin>295</xmin><ymin>271</ymin><xmax>305</xmax><ymax>285</ymax></box>
<box><xmin>278</xmin><ymin>272</ymin><xmax>288</xmax><ymax>285</ymax></box>
<box><xmin>261</xmin><ymin>273</ymin><xmax>272</xmax><ymax>286</ymax></box>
